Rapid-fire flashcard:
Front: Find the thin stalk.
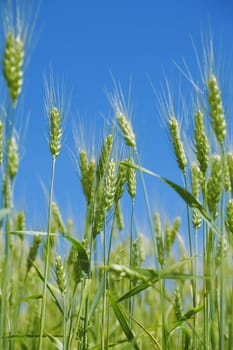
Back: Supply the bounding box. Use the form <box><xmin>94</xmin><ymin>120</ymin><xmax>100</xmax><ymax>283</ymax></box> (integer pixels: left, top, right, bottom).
<box><xmin>101</xmin><ymin>223</ymin><xmax>107</xmax><ymax>349</ymax></box>
<box><xmin>0</xmin><ymin>99</ymin><xmax>13</xmax><ymax>349</ymax></box>
<box><xmin>38</xmin><ymin>157</ymin><xmax>56</xmax><ymax>350</ymax></box>
<box><xmin>66</xmin><ymin>282</ymin><xmax>79</xmax><ymax>349</ymax></box>
<box><xmin>135</xmin><ymin>150</ymin><xmax>157</xmax><ymax>268</ymax></box>
<box><xmin>193</xmin><ymin>228</ymin><xmax>198</xmax><ymax>350</ymax></box>
<box><xmin>219</xmin><ymin>146</ymin><xmax>225</xmax><ymax>349</ymax></box>
<box><xmin>129</xmin><ymin>200</ymin><xmax>135</xmax><ymax>330</ymax></box>
<box><xmin>62</xmin><ymin>295</ymin><xmax>67</xmax><ymax>350</ymax></box>
<box><xmin>160</xmin><ymin>276</ymin><xmax>167</xmax><ymax>350</ymax></box>
<box><xmin>201</xmin><ymin>184</ymin><xmax>210</xmax><ymax>348</ymax></box>
<box><xmin>183</xmin><ymin>173</ymin><xmax>197</xmax><ymax>348</ymax></box>
<box><xmin>1</xmin><ymin>214</ymin><xmax>11</xmax><ymax>349</ymax></box>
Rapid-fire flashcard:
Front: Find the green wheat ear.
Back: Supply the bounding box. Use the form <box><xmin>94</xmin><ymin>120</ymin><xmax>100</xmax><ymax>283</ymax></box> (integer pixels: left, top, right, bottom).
<box><xmin>194</xmin><ymin>109</ymin><xmax>209</xmax><ymax>175</ymax></box>
<box><xmin>207</xmin><ymin>155</ymin><xmax>222</xmax><ymax>220</ymax></box>
<box><xmin>55</xmin><ymin>256</ymin><xmax>66</xmax><ymax>295</ymax></box>
<box><xmin>208</xmin><ymin>73</ymin><xmax>226</xmax><ymax>145</ymax></box>
<box><xmin>49</xmin><ymin>107</ymin><xmax>62</xmax><ymax>158</ymax></box>
<box><xmin>7</xmin><ymin>136</ymin><xmax>19</xmax><ymax>181</ymax></box>
<box><xmin>169</xmin><ymin>116</ymin><xmax>187</xmax><ymax>174</ymax></box>
<box><xmin>116</xmin><ymin>111</ymin><xmax>136</xmax><ymax>150</ymax></box>
<box><xmin>3</xmin><ymin>32</ymin><xmax>24</xmax><ymax>107</ymax></box>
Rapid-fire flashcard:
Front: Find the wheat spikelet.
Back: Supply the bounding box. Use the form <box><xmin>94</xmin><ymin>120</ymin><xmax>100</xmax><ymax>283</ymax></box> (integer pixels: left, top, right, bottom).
<box><xmin>208</xmin><ymin>73</ymin><xmax>226</xmax><ymax>144</ymax></box>
<box><xmin>7</xmin><ymin>136</ymin><xmax>19</xmax><ymax>181</ymax></box>
<box><xmin>49</xmin><ymin>107</ymin><xmax>62</xmax><ymax>158</ymax></box>
<box><xmin>55</xmin><ymin>256</ymin><xmax>66</xmax><ymax>295</ymax></box>
<box><xmin>226</xmin><ymin>199</ymin><xmax>233</xmax><ymax>246</ymax></box>
<box><xmin>115</xmin><ymin>162</ymin><xmax>127</xmax><ymax>203</ymax></box>
<box><xmin>226</xmin><ymin>152</ymin><xmax>233</xmax><ymax>192</ymax></box>
<box><xmin>96</xmin><ymin>134</ymin><xmax>113</xmax><ymax>183</ymax></box>
<box><xmin>3</xmin><ymin>32</ymin><xmax>24</xmax><ymax>106</ymax></box>
<box><xmin>127</xmin><ymin>158</ymin><xmax>136</xmax><ymax>200</ymax></box>
<box><xmin>207</xmin><ymin>155</ymin><xmax>222</xmax><ymax>219</ymax></box>
<box><xmin>14</xmin><ymin>211</ymin><xmax>25</xmax><ymax>240</ymax></box>
<box><xmin>104</xmin><ymin>159</ymin><xmax>116</xmax><ymax>212</ymax></box>
<box><xmin>51</xmin><ymin>201</ymin><xmax>65</xmax><ymax>235</ymax></box>
<box><xmin>154</xmin><ymin>212</ymin><xmax>165</xmax><ymax>267</ymax></box>
<box><xmin>2</xmin><ymin>173</ymin><xmax>11</xmax><ymax>209</ymax></box>
<box><xmin>27</xmin><ymin>235</ymin><xmax>42</xmax><ymax>273</ymax></box>
<box><xmin>223</xmin><ymin>156</ymin><xmax>231</xmax><ymax>193</ymax></box>
<box><xmin>115</xmin><ymin>203</ymin><xmax>124</xmax><ymax>230</ymax></box>
<box><xmin>194</xmin><ymin>110</ymin><xmax>209</xmax><ymax>175</ymax></box>
<box><xmin>117</xmin><ymin>111</ymin><xmax>136</xmax><ymax>150</ymax></box>
<box><xmin>174</xmin><ymin>287</ymin><xmax>182</xmax><ymax>320</ymax></box>
<box><xmin>191</xmin><ymin>164</ymin><xmax>202</xmax><ymax>229</ymax></box>
<box><xmin>169</xmin><ymin>116</ymin><xmax>187</xmax><ymax>174</ymax></box>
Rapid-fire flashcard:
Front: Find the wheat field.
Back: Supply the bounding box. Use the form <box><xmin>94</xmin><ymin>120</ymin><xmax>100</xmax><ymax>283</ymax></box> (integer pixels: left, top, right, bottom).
<box><xmin>0</xmin><ymin>2</ymin><xmax>232</xmax><ymax>350</ymax></box>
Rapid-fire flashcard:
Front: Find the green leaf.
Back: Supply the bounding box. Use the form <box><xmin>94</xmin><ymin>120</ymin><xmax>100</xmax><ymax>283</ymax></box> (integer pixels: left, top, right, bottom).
<box><xmin>30</xmin><ymin>261</ymin><xmax>63</xmax><ymax>314</ymax></box>
<box><xmin>63</xmin><ymin>235</ymin><xmax>90</xmax><ymax>275</ymax></box>
<box><xmin>9</xmin><ymin>230</ymin><xmax>58</xmax><ymax>236</ymax></box>
<box><xmin>22</xmin><ymin>294</ymin><xmax>42</xmax><ymax>301</ymax></box>
<box><xmin>120</xmin><ymin>161</ymin><xmax>220</xmax><ymax>236</ymax></box>
<box><xmin>117</xmin><ymin>259</ymin><xmax>207</xmax><ymax>302</ymax></box>
<box><xmin>46</xmin><ymin>332</ymin><xmax>63</xmax><ymax>350</ymax></box>
<box><xmin>107</xmin><ymin>290</ymin><xmax>140</xmax><ymax>350</ymax></box>
<box><xmin>118</xmin><ymin>279</ymin><xmax>158</xmax><ymax>302</ymax></box>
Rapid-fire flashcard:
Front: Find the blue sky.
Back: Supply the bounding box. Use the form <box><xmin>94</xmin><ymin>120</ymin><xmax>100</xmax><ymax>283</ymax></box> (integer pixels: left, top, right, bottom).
<box><xmin>3</xmin><ymin>0</ymin><xmax>233</xmax><ymax>231</ymax></box>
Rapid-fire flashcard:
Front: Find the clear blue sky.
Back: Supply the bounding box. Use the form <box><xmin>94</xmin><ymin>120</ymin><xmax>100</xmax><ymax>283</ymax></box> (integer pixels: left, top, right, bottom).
<box><xmin>4</xmin><ymin>0</ymin><xmax>233</xmax><ymax>231</ymax></box>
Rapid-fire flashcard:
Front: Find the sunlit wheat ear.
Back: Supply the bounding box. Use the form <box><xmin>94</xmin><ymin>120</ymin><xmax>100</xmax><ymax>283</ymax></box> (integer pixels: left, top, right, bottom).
<box><xmin>110</xmin><ymin>83</ymin><xmax>136</xmax><ymax>150</ymax></box>
<box><xmin>0</xmin><ymin>121</ymin><xmax>3</xmax><ymax>166</ymax></box>
<box><xmin>14</xmin><ymin>211</ymin><xmax>25</xmax><ymax>240</ymax></box>
<box><xmin>26</xmin><ymin>235</ymin><xmax>42</xmax><ymax>273</ymax></box>
<box><xmin>7</xmin><ymin>135</ymin><xmax>19</xmax><ymax>181</ymax></box>
<box><xmin>207</xmin><ymin>155</ymin><xmax>222</xmax><ymax>220</ymax></box>
<box><xmin>194</xmin><ymin>110</ymin><xmax>209</xmax><ymax>175</ymax></box>
<box><xmin>3</xmin><ymin>31</ymin><xmax>24</xmax><ymax>106</ymax></box>
<box><xmin>208</xmin><ymin>73</ymin><xmax>226</xmax><ymax>145</ymax></box>
<box><xmin>226</xmin><ymin>199</ymin><xmax>233</xmax><ymax>246</ymax></box>
<box><xmin>223</xmin><ymin>156</ymin><xmax>231</xmax><ymax>193</ymax></box>
<box><xmin>104</xmin><ymin>159</ymin><xmax>117</xmax><ymax>212</ymax></box>
<box><xmin>154</xmin><ymin>212</ymin><xmax>165</xmax><ymax>267</ymax></box>
<box><xmin>55</xmin><ymin>256</ymin><xmax>66</xmax><ymax>295</ymax></box>
<box><xmin>136</xmin><ymin>233</ymin><xmax>147</xmax><ymax>265</ymax></box>
<box><xmin>93</xmin><ymin>194</ymin><xmax>105</xmax><ymax>237</ymax></box>
<box><xmin>164</xmin><ymin>217</ymin><xmax>180</xmax><ymax>255</ymax></box>
<box><xmin>169</xmin><ymin>116</ymin><xmax>187</xmax><ymax>175</ymax></box>
<box><xmin>45</xmin><ymin>73</ymin><xmax>68</xmax><ymax>159</ymax></box>
<box><xmin>173</xmin><ymin>287</ymin><xmax>182</xmax><ymax>321</ymax></box>
<box><xmin>96</xmin><ymin>133</ymin><xmax>113</xmax><ymax>183</ymax></box>
<box><xmin>115</xmin><ymin>203</ymin><xmax>124</xmax><ymax>230</ymax></box>
<box><xmin>14</xmin><ymin>211</ymin><xmax>25</xmax><ymax>230</ymax></box>
<box><xmin>127</xmin><ymin>158</ymin><xmax>136</xmax><ymax>201</ymax></box>
<box><xmin>79</xmin><ymin>150</ymin><xmax>96</xmax><ymax>205</ymax></box>
<box><xmin>114</xmin><ymin>162</ymin><xmax>127</xmax><ymax>204</ymax></box>
<box><xmin>49</xmin><ymin>107</ymin><xmax>62</xmax><ymax>158</ymax></box>
<box><xmin>226</xmin><ymin>152</ymin><xmax>233</xmax><ymax>191</ymax></box>
<box><xmin>2</xmin><ymin>173</ymin><xmax>11</xmax><ymax>209</ymax></box>
<box><xmin>51</xmin><ymin>201</ymin><xmax>65</xmax><ymax>235</ymax></box>
<box><xmin>191</xmin><ymin>164</ymin><xmax>202</xmax><ymax>230</ymax></box>
<box><xmin>116</xmin><ymin>111</ymin><xmax>136</xmax><ymax>150</ymax></box>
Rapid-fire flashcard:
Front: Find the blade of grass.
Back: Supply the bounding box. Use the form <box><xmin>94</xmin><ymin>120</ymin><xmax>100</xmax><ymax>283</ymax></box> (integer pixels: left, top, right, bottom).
<box><xmin>107</xmin><ymin>290</ymin><xmax>140</xmax><ymax>350</ymax></box>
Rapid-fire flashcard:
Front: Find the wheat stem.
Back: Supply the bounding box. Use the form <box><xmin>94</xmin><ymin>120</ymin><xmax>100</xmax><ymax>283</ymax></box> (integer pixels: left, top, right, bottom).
<box><xmin>38</xmin><ymin>157</ymin><xmax>56</xmax><ymax>350</ymax></box>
